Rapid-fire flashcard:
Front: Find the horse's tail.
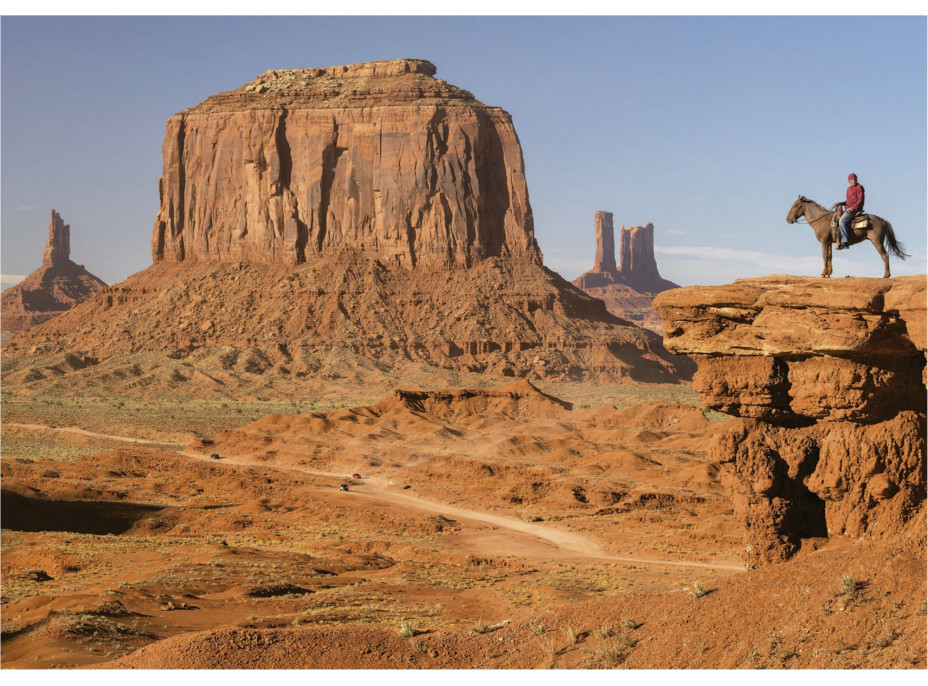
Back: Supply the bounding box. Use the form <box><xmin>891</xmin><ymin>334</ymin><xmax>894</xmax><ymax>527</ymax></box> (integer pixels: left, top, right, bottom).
<box><xmin>882</xmin><ymin>219</ymin><xmax>910</xmax><ymax>260</ymax></box>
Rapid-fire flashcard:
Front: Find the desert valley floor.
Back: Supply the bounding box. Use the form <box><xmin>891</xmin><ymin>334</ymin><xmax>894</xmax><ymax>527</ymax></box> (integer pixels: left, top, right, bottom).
<box><xmin>1</xmin><ymin>376</ymin><xmax>924</xmax><ymax>669</ymax></box>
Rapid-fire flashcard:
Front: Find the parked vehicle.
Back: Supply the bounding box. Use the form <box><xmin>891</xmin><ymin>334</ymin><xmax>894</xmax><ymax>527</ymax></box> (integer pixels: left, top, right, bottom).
<box><xmin>210</xmin><ymin>453</ymin><xmax>221</xmax><ymax>460</ymax></box>
<box><xmin>351</xmin><ymin>473</ymin><xmax>362</xmax><ymax>479</ymax></box>
<box><xmin>339</xmin><ymin>484</ymin><xmax>349</xmax><ymax>492</ymax></box>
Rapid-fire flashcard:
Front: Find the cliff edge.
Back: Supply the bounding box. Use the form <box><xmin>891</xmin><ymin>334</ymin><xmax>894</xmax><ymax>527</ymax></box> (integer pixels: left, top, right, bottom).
<box><xmin>655</xmin><ymin>275</ymin><xmax>926</xmax><ymax>567</ymax></box>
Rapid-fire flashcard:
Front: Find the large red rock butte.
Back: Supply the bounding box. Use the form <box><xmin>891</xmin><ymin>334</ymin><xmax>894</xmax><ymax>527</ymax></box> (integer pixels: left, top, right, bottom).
<box><xmin>152</xmin><ymin>58</ymin><xmax>540</xmax><ymax>270</ymax></box>
<box><xmin>1</xmin><ymin>210</ymin><xmax>106</xmax><ymax>334</ymax></box>
<box><xmin>3</xmin><ymin>60</ymin><xmax>694</xmax><ymax>391</ymax></box>
<box><xmin>573</xmin><ymin>212</ymin><xmax>678</xmax><ymax>333</ymax></box>
<box><xmin>655</xmin><ymin>275</ymin><xmax>927</xmax><ymax>567</ymax></box>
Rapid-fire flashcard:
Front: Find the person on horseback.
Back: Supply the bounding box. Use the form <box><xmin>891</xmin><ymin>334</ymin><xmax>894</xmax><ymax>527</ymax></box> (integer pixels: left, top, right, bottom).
<box><xmin>833</xmin><ymin>173</ymin><xmax>865</xmax><ymax>250</ymax></box>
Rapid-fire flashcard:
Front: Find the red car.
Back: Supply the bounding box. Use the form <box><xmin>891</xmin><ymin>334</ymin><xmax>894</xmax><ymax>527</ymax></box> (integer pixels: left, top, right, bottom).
<box><xmin>351</xmin><ymin>473</ymin><xmax>362</xmax><ymax>479</ymax></box>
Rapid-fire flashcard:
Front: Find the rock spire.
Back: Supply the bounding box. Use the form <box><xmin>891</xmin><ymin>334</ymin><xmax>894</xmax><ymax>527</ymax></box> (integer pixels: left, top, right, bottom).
<box><xmin>592</xmin><ymin>211</ymin><xmax>617</xmax><ymax>273</ymax></box>
<box><xmin>42</xmin><ymin>210</ymin><xmax>70</xmax><ymax>268</ymax></box>
<box><xmin>1</xmin><ymin>210</ymin><xmax>106</xmax><ymax>333</ymax></box>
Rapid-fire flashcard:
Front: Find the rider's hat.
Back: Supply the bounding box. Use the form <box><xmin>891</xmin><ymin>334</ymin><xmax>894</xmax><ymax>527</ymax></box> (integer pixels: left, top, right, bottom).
<box><xmin>848</xmin><ymin>173</ymin><xmax>858</xmax><ymax>181</ymax></box>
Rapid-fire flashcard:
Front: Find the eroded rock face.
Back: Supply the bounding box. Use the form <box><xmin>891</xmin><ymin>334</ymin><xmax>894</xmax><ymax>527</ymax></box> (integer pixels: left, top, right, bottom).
<box><xmin>151</xmin><ymin>59</ymin><xmax>540</xmax><ymax>270</ymax></box>
<box><xmin>1</xmin><ymin>211</ymin><xmax>106</xmax><ymax>333</ymax></box>
<box><xmin>574</xmin><ymin>214</ymin><xmax>678</xmax><ymax>332</ymax></box>
<box><xmin>655</xmin><ymin>275</ymin><xmax>927</xmax><ymax>566</ymax></box>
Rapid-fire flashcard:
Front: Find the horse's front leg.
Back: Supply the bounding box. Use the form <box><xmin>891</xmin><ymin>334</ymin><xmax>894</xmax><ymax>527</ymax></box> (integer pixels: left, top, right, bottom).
<box><xmin>821</xmin><ymin>240</ymin><xmax>832</xmax><ymax>277</ymax></box>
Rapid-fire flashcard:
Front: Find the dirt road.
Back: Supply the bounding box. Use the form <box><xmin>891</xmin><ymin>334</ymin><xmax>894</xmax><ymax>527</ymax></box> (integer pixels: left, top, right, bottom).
<box><xmin>5</xmin><ymin>423</ymin><xmax>182</xmax><ymax>446</ymax></box>
<box><xmin>8</xmin><ymin>422</ymin><xmax>743</xmax><ymax>572</ymax></box>
<box><xmin>181</xmin><ymin>449</ymin><xmax>745</xmax><ymax>572</ymax></box>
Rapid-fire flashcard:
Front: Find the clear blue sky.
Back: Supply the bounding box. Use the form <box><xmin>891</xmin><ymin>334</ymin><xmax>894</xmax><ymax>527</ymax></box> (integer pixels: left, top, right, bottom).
<box><xmin>2</xmin><ymin>15</ymin><xmax>925</xmax><ymax>287</ymax></box>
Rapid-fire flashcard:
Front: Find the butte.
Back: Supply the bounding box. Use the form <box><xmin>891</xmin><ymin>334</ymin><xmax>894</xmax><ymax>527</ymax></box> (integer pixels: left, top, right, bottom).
<box><xmin>2</xmin><ymin>59</ymin><xmax>693</xmax><ymax>399</ymax></box>
<box><xmin>573</xmin><ymin>212</ymin><xmax>678</xmax><ymax>334</ymax></box>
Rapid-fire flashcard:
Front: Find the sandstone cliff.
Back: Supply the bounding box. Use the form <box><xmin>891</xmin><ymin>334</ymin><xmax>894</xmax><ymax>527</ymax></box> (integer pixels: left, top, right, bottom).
<box><xmin>151</xmin><ymin>59</ymin><xmax>540</xmax><ymax>270</ymax></box>
<box><xmin>1</xmin><ymin>211</ymin><xmax>106</xmax><ymax>333</ymax></box>
<box><xmin>654</xmin><ymin>275</ymin><xmax>926</xmax><ymax>567</ymax></box>
<box><xmin>573</xmin><ymin>213</ymin><xmax>678</xmax><ymax>332</ymax></box>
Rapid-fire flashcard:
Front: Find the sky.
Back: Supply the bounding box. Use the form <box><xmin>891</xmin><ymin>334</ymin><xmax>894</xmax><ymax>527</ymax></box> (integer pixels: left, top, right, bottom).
<box><xmin>2</xmin><ymin>13</ymin><xmax>926</xmax><ymax>289</ymax></box>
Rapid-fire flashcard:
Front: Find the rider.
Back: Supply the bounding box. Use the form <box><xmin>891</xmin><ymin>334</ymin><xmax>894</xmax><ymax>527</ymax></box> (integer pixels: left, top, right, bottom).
<box><xmin>834</xmin><ymin>173</ymin><xmax>865</xmax><ymax>250</ymax></box>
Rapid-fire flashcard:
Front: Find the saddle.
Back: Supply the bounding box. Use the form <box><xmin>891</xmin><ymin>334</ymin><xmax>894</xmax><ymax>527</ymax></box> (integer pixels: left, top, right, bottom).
<box><xmin>831</xmin><ymin>211</ymin><xmax>871</xmax><ymax>243</ymax></box>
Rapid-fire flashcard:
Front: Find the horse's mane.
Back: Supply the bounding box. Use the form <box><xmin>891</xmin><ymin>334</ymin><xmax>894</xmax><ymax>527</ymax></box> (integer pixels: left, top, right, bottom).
<box><xmin>800</xmin><ymin>196</ymin><xmax>828</xmax><ymax>212</ymax></box>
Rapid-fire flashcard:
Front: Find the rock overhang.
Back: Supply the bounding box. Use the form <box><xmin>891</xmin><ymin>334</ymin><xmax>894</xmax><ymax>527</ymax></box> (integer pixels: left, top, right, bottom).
<box><xmin>655</xmin><ymin>274</ymin><xmax>927</xmax><ymax>567</ymax></box>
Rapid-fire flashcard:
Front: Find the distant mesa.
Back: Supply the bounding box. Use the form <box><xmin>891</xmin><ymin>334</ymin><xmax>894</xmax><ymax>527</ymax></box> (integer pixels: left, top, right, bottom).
<box><xmin>1</xmin><ymin>210</ymin><xmax>106</xmax><ymax>334</ymax></box>
<box><xmin>573</xmin><ymin>212</ymin><xmax>678</xmax><ymax>333</ymax></box>
<box><xmin>4</xmin><ymin>59</ymin><xmax>693</xmax><ymax>392</ymax></box>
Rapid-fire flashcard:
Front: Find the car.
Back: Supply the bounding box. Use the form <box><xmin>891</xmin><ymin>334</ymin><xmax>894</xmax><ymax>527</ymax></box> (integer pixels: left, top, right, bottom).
<box><xmin>351</xmin><ymin>473</ymin><xmax>362</xmax><ymax>479</ymax></box>
<box><xmin>210</xmin><ymin>453</ymin><xmax>221</xmax><ymax>460</ymax></box>
<box><xmin>339</xmin><ymin>484</ymin><xmax>349</xmax><ymax>492</ymax></box>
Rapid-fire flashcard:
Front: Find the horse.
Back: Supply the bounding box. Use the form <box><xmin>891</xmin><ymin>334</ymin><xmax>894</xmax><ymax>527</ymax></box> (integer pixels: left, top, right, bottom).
<box><xmin>786</xmin><ymin>195</ymin><xmax>908</xmax><ymax>278</ymax></box>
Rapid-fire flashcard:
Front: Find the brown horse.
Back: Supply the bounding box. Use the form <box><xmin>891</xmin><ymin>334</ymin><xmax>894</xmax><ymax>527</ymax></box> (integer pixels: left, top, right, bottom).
<box><xmin>786</xmin><ymin>195</ymin><xmax>908</xmax><ymax>278</ymax></box>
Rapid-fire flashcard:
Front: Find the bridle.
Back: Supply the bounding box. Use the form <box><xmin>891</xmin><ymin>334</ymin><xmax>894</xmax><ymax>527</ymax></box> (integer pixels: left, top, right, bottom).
<box><xmin>791</xmin><ymin>198</ymin><xmax>832</xmax><ymax>226</ymax></box>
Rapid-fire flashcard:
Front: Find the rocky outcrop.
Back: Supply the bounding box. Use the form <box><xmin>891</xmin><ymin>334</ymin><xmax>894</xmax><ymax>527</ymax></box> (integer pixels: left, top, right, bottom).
<box><xmin>1</xmin><ymin>211</ymin><xmax>106</xmax><ymax>333</ymax></box>
<box><xmin>151</xmin><ymin>58</ymin><xmax>540</xmax><ymax>270</ymax></box>
<box><xmin>654</xmin><ymin>275</ymin><xmax>926</xmax><ymax>567</ymax></box>
<box><xmin>573</xmin><ymin>214</ymin><xmax>678</xmax><ymax>332</ymax></box>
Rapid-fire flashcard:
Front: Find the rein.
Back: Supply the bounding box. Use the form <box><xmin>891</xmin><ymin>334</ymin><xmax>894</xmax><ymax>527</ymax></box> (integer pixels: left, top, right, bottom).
<box><xmin>796</xmin><ymin>202</ymin><xmax>833</xmax><ymax>226</ymax></box>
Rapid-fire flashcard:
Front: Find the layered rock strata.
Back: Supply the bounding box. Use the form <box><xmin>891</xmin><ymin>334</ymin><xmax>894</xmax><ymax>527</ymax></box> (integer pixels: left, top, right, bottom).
<box><xmin>654</xmin><ymin>275</ymin><xmax>927</xmax><ymax>567</ymax></box>
<box><xmin>151</xmin><ymin>58</ymin><xmax>540</xmax><ymax>270</ymax></box>
<box><xmin>1</xmin><ymin>211</ymin><xmax>106</xmax><ymax>333</ymax></box>
<box><xmin>574</xmin><ymin>214</ymin><xmax>678</xmax><ymax>332</ymax></box>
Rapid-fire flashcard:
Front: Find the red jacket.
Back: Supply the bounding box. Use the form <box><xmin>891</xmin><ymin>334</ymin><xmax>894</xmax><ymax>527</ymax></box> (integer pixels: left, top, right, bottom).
<box><xmin>846</xmin><ymin>184</ymin><xmax>865</xmax><ymax>213</ymax></box>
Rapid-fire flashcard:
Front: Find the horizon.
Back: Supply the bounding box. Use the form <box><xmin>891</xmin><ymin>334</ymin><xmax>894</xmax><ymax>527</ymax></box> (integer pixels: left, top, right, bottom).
<box><xmin>2</xmin><ymin>15</ymin><xmax>926</xmax><ymax>290</ymax></box>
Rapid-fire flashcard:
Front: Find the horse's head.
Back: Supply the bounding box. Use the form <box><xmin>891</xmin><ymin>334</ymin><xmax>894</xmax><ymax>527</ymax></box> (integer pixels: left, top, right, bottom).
<box><xmin>786</xmin><ymin>195</ymin><xmax>807</xmax><ymax>224</ymax></box>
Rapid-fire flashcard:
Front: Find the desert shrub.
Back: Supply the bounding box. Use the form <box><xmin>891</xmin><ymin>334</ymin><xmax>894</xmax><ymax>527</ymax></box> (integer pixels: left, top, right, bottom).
<box><xmin>564</xmin><ymin>625</ymin><xmax>580</xmax><ymax>644</ymax></box>
<box><xmin>397</xmin><ymin>619</ymin><xmax>416</xmax><ymax>638</ymax></box>
<box><xmin>687</xmin><ymin>582</ymin><xmax>707</xmax><ymax>598</ymax></box>
<box><xmin>839</xmin><ymin>573</ymin><xmax>859</xmax><ymax>598</ymax></box>
<box><xmin>592</xmin><ymin>640</ymin><xmax>626</xmax><ymax>667</ymax></box>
